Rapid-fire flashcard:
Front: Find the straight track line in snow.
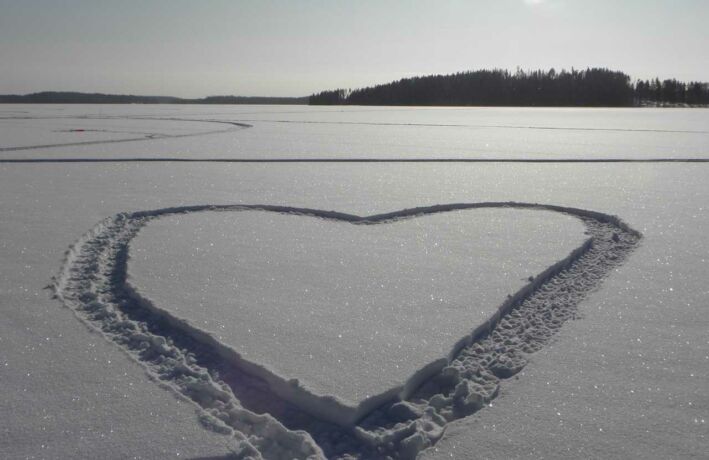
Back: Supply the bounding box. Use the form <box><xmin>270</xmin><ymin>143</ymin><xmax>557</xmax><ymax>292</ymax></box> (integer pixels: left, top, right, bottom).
<box><xmin>2</xmin><ymin>157</ymin><xmax>709</xmax><ymax>163</ymax></box>
<box><xmin>229</xmin><ymin>118</ymin><xmax>709</xmax><ymax>134</ymax></box>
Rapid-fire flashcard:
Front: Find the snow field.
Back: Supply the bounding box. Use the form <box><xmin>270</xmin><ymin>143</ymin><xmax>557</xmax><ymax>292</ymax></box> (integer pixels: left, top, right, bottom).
<box><xmin>127</xmin><ymin>207</ymin><xmax>587</xmax><ymax>419</ymax></box>
<box><xmin>2</xmin><ymin>104</ymin><xmax>708</xmax><ymax>160</ymax></box>
<box><xmin>52</xmin><ymin>201</ymin><xmax>639</xmax><ymax>458</ymax></box>
<box><xmin>2</xmin><ymin>104</ymin><xmax>707</xmax><ymax>459</ymax></box>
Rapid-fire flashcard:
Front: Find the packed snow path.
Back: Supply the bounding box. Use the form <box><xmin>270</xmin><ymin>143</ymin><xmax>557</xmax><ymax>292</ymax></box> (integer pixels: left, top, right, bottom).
<box><xmin>52</xmin><ymin>202</ymin><xmax>640</xmax><ymax>459</ymax></box>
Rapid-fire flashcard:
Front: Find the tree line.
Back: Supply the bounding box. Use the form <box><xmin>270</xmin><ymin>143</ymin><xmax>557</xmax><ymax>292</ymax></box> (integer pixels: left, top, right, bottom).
<box><xmin>0</xmin><ymin>91</ymin><xmax>308</xmax><ymax>105</ymax></box>
<box><xmin>634</xmin><ymin>78</ymin><xmax>709</xmax><ymax>105</ymax></box>
<box><xmin>309</xmin><ymin>68</ymin><xmax>709</xmax><ymax>107</ymax></box>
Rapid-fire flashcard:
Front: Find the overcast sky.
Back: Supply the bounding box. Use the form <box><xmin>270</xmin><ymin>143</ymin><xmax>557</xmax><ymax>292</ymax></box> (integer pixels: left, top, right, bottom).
<box><xmin>1</xmin><ymin>0</ymin><xmax>707</xmax><ymax>97</ymax></box>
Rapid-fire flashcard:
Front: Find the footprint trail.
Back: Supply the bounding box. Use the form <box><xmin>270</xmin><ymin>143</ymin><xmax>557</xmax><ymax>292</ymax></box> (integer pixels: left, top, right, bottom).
<box><xmin>52</xmin><ymin>202</ymin><xmax>640</xmax><ymax>459</ymax></box>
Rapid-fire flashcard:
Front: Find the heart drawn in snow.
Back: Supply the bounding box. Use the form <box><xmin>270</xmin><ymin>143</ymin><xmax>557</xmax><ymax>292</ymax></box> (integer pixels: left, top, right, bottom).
<box><xmin>54</xmin><ymin>203</ymin><xmax>640</xmax><ymax>446</ymax></box>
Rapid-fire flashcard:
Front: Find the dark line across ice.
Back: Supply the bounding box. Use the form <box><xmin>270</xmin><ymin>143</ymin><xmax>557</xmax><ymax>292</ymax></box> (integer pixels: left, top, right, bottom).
<box><xmin>3</xmin><ymin>157</ymin><xmax>708</xmax><ymax>163</ymax></box>
<box><xmin>226</xmin><ymin>118</ymin><xmax>709</xmax><ymax>134</ymax></box>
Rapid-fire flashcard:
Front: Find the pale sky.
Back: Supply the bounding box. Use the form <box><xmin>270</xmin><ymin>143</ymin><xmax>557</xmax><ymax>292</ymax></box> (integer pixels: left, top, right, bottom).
<box><xmin>1</xmin><ymin>0</ymin><xmax>707</xmax><ymax>97</ymax></box>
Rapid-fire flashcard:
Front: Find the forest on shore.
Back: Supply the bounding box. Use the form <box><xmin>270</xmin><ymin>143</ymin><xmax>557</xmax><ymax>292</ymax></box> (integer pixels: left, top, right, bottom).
<box><xmin>4</xmin><ymin>69</ymin><xmax>707</xmax><ymax>107</ymax></box>
<box><xmin>309</xmin><ymin>68</ymin><xmax>709</xmax><ymax>107</ymax></box>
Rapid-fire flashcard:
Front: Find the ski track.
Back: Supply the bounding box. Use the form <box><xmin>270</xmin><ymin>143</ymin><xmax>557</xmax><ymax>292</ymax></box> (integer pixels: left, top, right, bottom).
<box><xmin>4</xmin><ymin>157</ymin><xmax>709</xmax><ymax>164</ymax></box>
<box><xmin>51</xmin><ymin>202</ymin><xmax>640</xmax><ymax>459</ymax></box>
<box><xmin>0</xmin><ymin>116</ymin><xmax>252</xmax><ymax>152</ymax></box>
<box><xmin>227</xmin><ymin>118</ymin><xmax>709</xmax><ymax>134</ymax></box>
<box><xmin>3</xmin><ymin>113</ymin><xmax>707</xmax><ymax>154</ymax></box>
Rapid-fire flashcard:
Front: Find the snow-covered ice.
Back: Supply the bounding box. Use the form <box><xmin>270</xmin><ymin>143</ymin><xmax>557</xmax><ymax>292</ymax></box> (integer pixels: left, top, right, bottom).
<box><xmin>1</xmin><ymin>104</ymin><xmax>707</xmax><ymax>160</ymax></box>
<box><xmin>127</xmin><ymin>208</ymin><xmax>586</xmax><ymax>423</ymax></box>
<box><xmin>0</xmin><ymin>116</ymin><xmax>227</xmax><ymax>149</ymax></box>
<box><xmin>1</xmin><ymin>104</ymin><xmax>708</xmax><ymax>459</ymax></box>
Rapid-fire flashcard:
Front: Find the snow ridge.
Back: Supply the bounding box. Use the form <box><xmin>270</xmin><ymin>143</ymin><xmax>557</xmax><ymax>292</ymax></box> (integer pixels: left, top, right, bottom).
<box><xmin>52</xmin><ymin>208</ymin><xmax>325</xmax><ymax>460</ymax></box>
<box><xmin>52</xmin><ymin>203</ymin><xmax>640</xmax><ymax>459</ymax></box>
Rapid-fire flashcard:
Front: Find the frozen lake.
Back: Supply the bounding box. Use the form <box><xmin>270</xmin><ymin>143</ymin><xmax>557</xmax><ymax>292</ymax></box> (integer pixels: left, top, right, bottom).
<box><xmin>128</xmin><ymin>208</ymin><xmax>586</xmax><ymax>423</ymax></box>
<box><xmin>1</xmin><ymin>104</ymin><xmax>708</xmax><ymax>160</ymax></box>
<box><xmin>1</xmin><ymin>105</ymin><xmax>707</xmax><ymax>459</ymax></box>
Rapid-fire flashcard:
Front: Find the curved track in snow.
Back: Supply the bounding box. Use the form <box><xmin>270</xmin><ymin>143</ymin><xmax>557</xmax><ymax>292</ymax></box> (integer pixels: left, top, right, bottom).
<box><xmin>0</xmin><ymin>116</ymin><xmax>252</xmax><ymax>152</ymax></box>
<box><xmin>52</xmin><ymin>203</ymin><xmax>640</xmax><ymax>459</ymax></box>
<box><xmin>3</xmin><ymin>113</ymin><xmax>707</xmax><ymax>161</ymax></box>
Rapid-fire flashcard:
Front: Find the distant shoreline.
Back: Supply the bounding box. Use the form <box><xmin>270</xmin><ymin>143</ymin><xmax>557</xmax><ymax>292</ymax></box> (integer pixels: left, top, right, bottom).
<box><xmin>1</xmin><ymin>91</ymin><xmax>707</xmax><ymax>108</ymax></box>
<box><xmin>310</xmin><ymin>68</ymin><xmax>709</xmax><ymax>108</ymax></box>
<box><xmin>0</xmin><ymin>92</ymin><xmax>307</xmax><ymax>105</ymax></box>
